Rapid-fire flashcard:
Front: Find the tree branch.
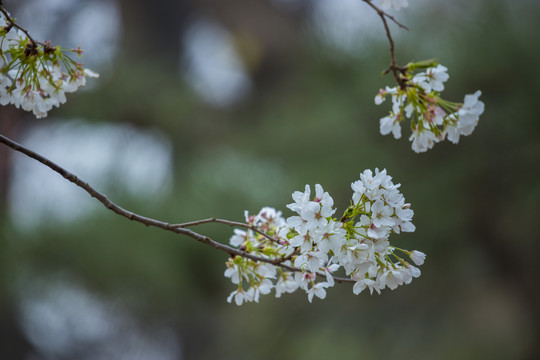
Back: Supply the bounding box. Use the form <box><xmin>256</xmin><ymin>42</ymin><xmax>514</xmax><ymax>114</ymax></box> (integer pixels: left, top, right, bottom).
<box><xmin>363</xmin><ymin>0</ymin><xmax>409</xmax><ymax>89</ymax></box>
<box><xmin>0</xmin><ymin>5</ymin><xmax>71</xmax><ymax>53</ymax></box>
<box><xmin>173</xmin><ymin>217</ymin><xmax>283</xmax><ymax>245</ymax></box>
<box><xmin>0</xmin><ymin>5</ymin><xmax>37</xmax><ymax>46</ymax></box>
<box><xmin>0</xmin><ymin>132</ymin><xmax>354</xmax><ymax>284</ymax></box>
<box><xmin>363</xmin><ymin>0</ymin><xmax>409</xmax><ymax>30</ymax></box>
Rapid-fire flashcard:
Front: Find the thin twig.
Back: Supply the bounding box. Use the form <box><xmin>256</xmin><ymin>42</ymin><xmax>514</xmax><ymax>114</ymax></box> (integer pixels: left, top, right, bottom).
<box><xmin>362</xmin><ymin>0</ymin><xmax>409</xmax><ymax>30</ymax></box>
<box><xmin>173</xmin><ymin>218</ymin><xmax>282</xmax><ymax>245</ymax></box>
<box><xmin>0</xmin><ymin>132</ymin><xmax>354</xmax><ymax>284</ymax></box>
<box><xmin>362</xmin><ymin>0</ymin><xmax>409</xmax><ymax>89</ymax></box>
<box><xmin>0</xmin><ymin>5</ymin><xmax>37</xmax><ymax>45</ymax></box>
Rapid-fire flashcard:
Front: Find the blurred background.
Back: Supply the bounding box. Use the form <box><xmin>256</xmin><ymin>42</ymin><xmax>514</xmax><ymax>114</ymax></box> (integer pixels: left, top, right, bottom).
<box><xmin>0</xmin><ymin>0</ymin><xmax>539</xmax><ymax>359</ymax></box>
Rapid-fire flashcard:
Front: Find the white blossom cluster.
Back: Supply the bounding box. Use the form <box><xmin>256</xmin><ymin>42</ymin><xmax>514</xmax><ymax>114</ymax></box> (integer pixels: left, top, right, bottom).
<box><xmin>0</xmin><ymin>11</ymin><xmax>98</xmax><ymax>118</ymax></box>
<box><xmin>225</xmin><ymin>169</ymin><xmax>425</xmax><ymax>305</ymax></box>
<box><xmin>375</xmin><ymin>63</ymin><xmax>485</xmax><ymax>152</ymax></box>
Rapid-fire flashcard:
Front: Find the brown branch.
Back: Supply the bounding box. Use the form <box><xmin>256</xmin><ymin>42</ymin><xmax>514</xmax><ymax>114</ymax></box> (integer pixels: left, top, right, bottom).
<box><xmin>363</xmin><ymin>0</ymin><xmax>409</xmax><ymax>30</ymax></box>
<box><xmin>173</xmin><ymin>217</ymin><xmax>283</xmax><ymax>245</ymax></box>
<box><xmin>0</xmin><ymin>5</ymin><xmax>37</xmax><ymax>46</ymax></box>
<box><xmin>0</xmin><ymin>5</ymin><xmax>63</xmax><ymax>53</ymax></box>
<box><xmin>362</xmin><ymin>0</ymin><xmax>409</xmax><ymax>89</ymax></box>
<box><xmin>0</xmin><ymin>132</ymin><xmax>354</xmax><ymax>284</ymax></box>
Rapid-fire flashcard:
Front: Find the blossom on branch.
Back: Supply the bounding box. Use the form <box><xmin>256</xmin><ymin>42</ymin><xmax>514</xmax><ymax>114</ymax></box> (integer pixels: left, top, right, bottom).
<box><xmin>375</xmin><ymin>61</ymin><xmax>485</xmax><ymax>152</ymax></box>
<box><xmin>0</xmin><ymin>9</ymin><xmax>98</xmax><ymax>118</ymax></box>
<box><xmin>225</xmin><ymin>169</ymin><xmax>424</xmax><ymax>305</ymax></box>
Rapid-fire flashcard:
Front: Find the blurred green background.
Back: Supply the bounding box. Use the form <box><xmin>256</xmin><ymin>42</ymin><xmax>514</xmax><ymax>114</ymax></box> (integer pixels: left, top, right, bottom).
<box><xmin>0</xmin><ymin>0</ymin><xmax>539</xmax><ymax>359</ymax></box>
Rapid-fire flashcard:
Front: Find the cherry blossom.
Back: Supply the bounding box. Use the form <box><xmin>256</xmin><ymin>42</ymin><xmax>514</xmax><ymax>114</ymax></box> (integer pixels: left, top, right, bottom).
<box><xmin>0</xmin><ymin>10</ymin><xmax>98</xmax><ymax>118</ymax></box>
<box><xmin>225</xmin><ymin>169</ymin><xmax>425</xmax><ymax>304</ymax></box>
<box><xmin>375</xmin><ymin>62</ymin><xmax>485</xmax><ymax>152</ymax></box>
<box><xmin>410</xmin><ymin>250</ymin><xmax>426</xmax><ymax>265</ymax></box>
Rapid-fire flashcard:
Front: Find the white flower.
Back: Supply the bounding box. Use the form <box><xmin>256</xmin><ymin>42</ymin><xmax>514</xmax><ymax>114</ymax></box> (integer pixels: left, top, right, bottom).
<box><xmin>379</xmin><ymin>113</ymin><xmax>402</xmax><ymax>139</ymax></box>
<box><xmin>255</xmin><ymin>207</ymin><xmax>285</xmax><ymax>228</ymax></box>
<box><xmin>227</xmin><ymin>289</ymin><xmax>245</xmax><ymax>306</ymax></box>
<box><xmin>371</xmin><ymin>199</ymin><xmax>394</xmax><ymax>228</ymax></box>
<box><xmin>295</xmin><ymin>271</ymin><xmax>316</xmax><ymax>291</ymax></box>
<box><xmin>300</xmin><ymin>201</ymin><xmax>330</xmax><ymax>231</ymax></box>
<box><xmin>374</xmin><ymin>86</ymin><xmax>397</xmax><ymax>105</ymax></box>
<box><xmin>317</xmin><ymin>220</ymin><xmax>346</xmax><ymax>254</ymax></box>
<box><xmin>323</xmin><ymin>261</ymin><xmax>340</xmax><ymax>287</ymax></box>
<box><xmin>307</xmin><ymin>282</ymin><xmax>330</xmax><ymax>303</ymax></box>
<box><xmin>393</xmin><ymin>205</ymin><xmax>415</xmax><ymax>233</ymax></box>
<box><xmin>393</xmin><ymin>217</ymin><xmax>415</xmax><ymax>233</ymax></box>
<box><xmin>404</xmin><ymin>102</ymin><xmax>416</xmax><ymax>118</ymax></box>
<box><xmin>457</xmin><ymin>90</ymin><xmax>484</xmax><ymax>136</ymax></box>
<box><xmin>251</xmin><ymin>279</ymin><xmax>274</xmax><ymax>302</ymax></box>
<box><xmin>313</xmin><ymin>184</ymin><xmax>334</xmax><ymax>209</ymax></box>
<box><xmin>379</xmin><ymin>269</ymin><xmax>404</xmax><ymax>290</ymax></box>
<box><xmin>401</xmin><ymin>268</ymin><xmax>413</xmax><ymax>284</ymax></box>
<box><xmin>352</xmin><ymin>278</ymin><xmax>379</xmax><ymax>295</ymax></box>
<box><xmin>424</xmin><ymin>105</ymin><xmax>445</xmax><ymax>126</ymax></box>
<box><xmin>410</xmin><ymin>250</ymin><xmax>426</xmax><ymax>265</ymax></box>
<box><xmin>407</xmin><ymin>264</ymin><xmax>421</xmax><ymax>278</ymax></box>
<box><xmin>367</xmin><ymin>223</ymin><xmax>390</xmax><ymax>239</ymax></box>
<box><xmin>294</xmin><ymin>251</ymin><xmax>327</xmax><ymax>273</ymax></box>
<box><xmin>84</xmin><ymin>68</ymin><xmax>100</xmax><ymax>79</ymax></box>
<box><xmin>1</xmin><ymin>27</ymin><xmax>25</xmax><ymax>52</ymax></box>
<box><xmin>351</xmin><ymin>180</ymin><xmax>365</xmax><ymax>205</ymax></box>
<box><xmin>287</xmin><ymin>215</ymin><xmax>309</xmax><ymax>235</ymax></box>
<box><xmin>385</xmin><ymin>187</ymin><xmax>404</xmax><ymax>207</ymax></box>
<box><xmin>275</xmin><ymin>272</ymin><xmax>299</xmax><ymax>298</ymax></box>
<box><xmin>360</xmin><ymin>169</ymin><xmax>380</xmax><ymax>190</ymax></box>
<box><xmin>372</xmin><ymin>237</ymin><xmax>390</xmax><ymax>254</ymax></box>
<box><xmin>409</xmin><ymin>125</ymin><xmax>439</xmax><ymax>153</ymax></box>
<box><xmin>414</xmin><ymin>65</ymin><xmax>449</xmax><ymax>92</ymax></box>
<box><xmin>375</xmin><ymin>89</ymin><xmax>386</xmax><ymax>105</ymax></box>
<box><xmin>373</xmin><ymin>168</ymin><xmax>395</xmax><ymax>189</ymax></box>
<box><xmin>229</xmin><ymin>228</ymin><xmax>247</xmax><ymax>247</ymax></box>
<box><xmin>445</xmin><ymin>126</ymin><xmax>460</xmax><ymax>144</ymax></box>
<box><xmin>287</xmin><ymin>184</ymin><xmax>311</xmax><ymax>213</ymax></box>
<box><xmin>444</xmin><ymin>113</ymin><xmax>461</xmax><ymax>144</ymax></box>
<box><xmin>442</xmin><ymin>91</ymin><xmax>484</xmax><ymax>145</ymax></box>
<box><xmin>338</xmin><ymin>242</ymin><xmax>372</xmax><ymax>276</ymax></box>
<box><xmin>289</xmin><ymin>232</ymin><xmax>307</xmax><ymax>248</ymax></box>
<box><xmin>461</xmin><ymin>90</ymin><xmax>485</xmax><ymax>116</ymax></box>
<box><xmin>287</xmin><ymin>184</ymin><xmax>337</xmax><ymax>233</ymax></box>
<box><xmin>224</xmin><ymin>266</ymin><xmax>241</xmax><ymax>284</ymax></box>
<box><xmin>256</xmin><ymin>263</ymin><xmax>277</xmax><ymax>279</ymax></box>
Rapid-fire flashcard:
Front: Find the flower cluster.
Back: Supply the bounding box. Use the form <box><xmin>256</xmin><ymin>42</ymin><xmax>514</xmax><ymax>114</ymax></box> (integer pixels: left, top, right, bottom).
<box><xmin>224</xmin><ymin>169</ymin><xmax>425</xmax><ymax>305</ymax></box>
<box><xmin>375</xmin><ymin>62</ymin><xmax>485</xmax><ymax>152</ymax></box>
<box><xmin>0</xmin><ymin>10</ymin><xmax>98</xmax><ymax>118</ymax></box>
